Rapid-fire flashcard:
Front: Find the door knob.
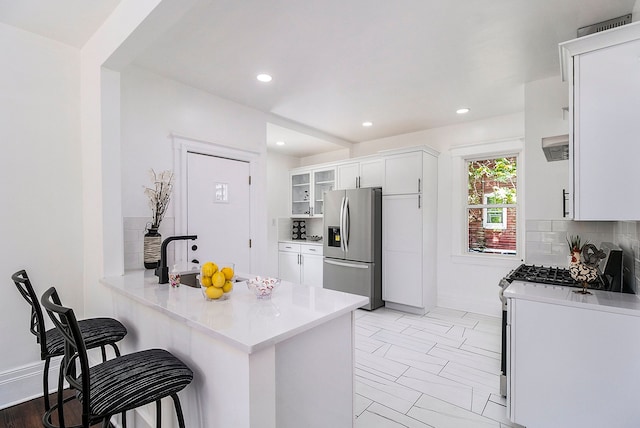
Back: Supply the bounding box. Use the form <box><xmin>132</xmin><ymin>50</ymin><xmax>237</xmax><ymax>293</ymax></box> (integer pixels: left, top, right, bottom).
<box><xmin>192</xmin><ymin>259</ymin><xmax>199</xmax><ymax>264</ymax></box>
<box><xmin>192</xmin><ymin>244</ymin><xmax>198</xmax><ymax>251</ymax></box>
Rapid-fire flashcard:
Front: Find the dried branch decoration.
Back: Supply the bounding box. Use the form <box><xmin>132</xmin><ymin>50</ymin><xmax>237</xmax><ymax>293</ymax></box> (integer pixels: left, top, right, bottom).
<box><xmin>144</xmin><ymin>169</ymin><xmax>174</xmax><ymax>229</ymax></box>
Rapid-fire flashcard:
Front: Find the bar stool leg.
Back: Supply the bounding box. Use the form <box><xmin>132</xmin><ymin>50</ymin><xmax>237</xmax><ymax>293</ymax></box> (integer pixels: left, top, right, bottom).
<box><xmin>155</xmin><ymin>399</ymin><xmax>162</xmax><ymax>428</ymax></box>
<box><xmin>171</xmin><ymin>393</ymin><xmax>187</xmax><ymax>428</ymax></box>
<box><xmin>43</xmin><ymin>356</ymin><xmax>52</xmax><ymax>411</ymax></box>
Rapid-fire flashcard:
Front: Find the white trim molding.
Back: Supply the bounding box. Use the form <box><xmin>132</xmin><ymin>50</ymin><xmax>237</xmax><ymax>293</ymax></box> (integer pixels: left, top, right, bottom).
<box><xmin>171</xmin><ymin>133</ymin><xmax>261</xmax><ymax>272</ymax></box>
<box><xmin>0</xmin><ymin>359</ymin><xmax>59</xmax><ymax>410</ymax></box>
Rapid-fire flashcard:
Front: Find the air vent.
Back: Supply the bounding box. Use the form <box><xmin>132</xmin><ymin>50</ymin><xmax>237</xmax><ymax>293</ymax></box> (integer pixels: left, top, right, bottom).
<box><xmin>577</xmin><ymin>14</ymin><xmax>632</xmax><ymax>37</ymax></box>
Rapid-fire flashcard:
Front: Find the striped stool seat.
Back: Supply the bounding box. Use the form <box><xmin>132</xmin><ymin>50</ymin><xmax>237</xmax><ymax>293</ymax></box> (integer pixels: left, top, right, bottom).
<box><xmin>81</xmin><ymin>348</ymin><xmax>193</xmax><ymax>420</ymax></box>
<box><xmin>41</xmin><ymin>287</ymin><xmax>193</xmax><ymax>428</ymax></box>
<box><xmin>46</xmin><ymin>318</ymin><xmax>127</xmax><ymax>356</ymax></box>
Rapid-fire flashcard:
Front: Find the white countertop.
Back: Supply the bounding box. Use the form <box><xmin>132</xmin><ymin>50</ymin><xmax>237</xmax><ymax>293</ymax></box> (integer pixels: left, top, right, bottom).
<box><xmin>504</xmin><ymin>281</ymin><xmax>640</xmax><ymax>317</ymax></box>
<box><xmin>279</xmin><ymin>239</ymin><xmax>323</xmax><ymax>246</ymax></box>
<box><xmin>101</xmin><ymin>270</ymin><xmax>367</xmax><ymax>354</ymax></box>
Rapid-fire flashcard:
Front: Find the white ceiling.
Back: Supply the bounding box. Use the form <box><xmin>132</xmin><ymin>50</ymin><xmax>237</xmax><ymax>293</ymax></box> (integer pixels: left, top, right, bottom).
<box><xmin>0</xmin><ymin>0</ymin><xmax>636</xmax><ymax>157</ymax></box>
<box><xmin>0</xmin><ymin>0</ymin><xmax>121</xmax><ymax>48</ymax></box>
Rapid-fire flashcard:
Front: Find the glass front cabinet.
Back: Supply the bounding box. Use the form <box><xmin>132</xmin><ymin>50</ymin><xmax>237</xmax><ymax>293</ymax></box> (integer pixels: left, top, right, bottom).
<box><xmin>290</xmin><ymin>167</ymin><xmax>335</xmax><ymax>217</ymax></box>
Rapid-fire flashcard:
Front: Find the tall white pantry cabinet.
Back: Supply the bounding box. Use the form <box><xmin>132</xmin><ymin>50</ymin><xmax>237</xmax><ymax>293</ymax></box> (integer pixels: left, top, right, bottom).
<box><xmin>382</xmin><ymin>147</ymin><xmax>438</xmax><ymax>314</ymax></box>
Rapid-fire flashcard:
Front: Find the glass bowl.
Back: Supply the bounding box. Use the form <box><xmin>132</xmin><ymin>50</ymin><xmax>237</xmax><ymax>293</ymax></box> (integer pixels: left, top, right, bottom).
<box><xmin>247</xmin><ymin>276</ymin><xmax>281</xmax><ymax>299</ymax></box>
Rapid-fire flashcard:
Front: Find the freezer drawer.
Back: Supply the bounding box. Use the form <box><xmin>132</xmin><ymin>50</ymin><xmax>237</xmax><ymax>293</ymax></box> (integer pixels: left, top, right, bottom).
<box><xmin>323</xmin><ymin>258</ymin><xmax>382</xmax><ymax>310</ymax></box>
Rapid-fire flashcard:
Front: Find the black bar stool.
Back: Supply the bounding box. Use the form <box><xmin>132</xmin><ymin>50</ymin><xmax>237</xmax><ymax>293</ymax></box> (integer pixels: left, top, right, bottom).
<box><xmin>10</xmin><ymin>270</ymin><xmax>128</xmax><ymax>418</ymax></box>
<box><xmin>41</xmin><ymin>287</ymin><xmax>193</xmax><ymax>428</ymax></box>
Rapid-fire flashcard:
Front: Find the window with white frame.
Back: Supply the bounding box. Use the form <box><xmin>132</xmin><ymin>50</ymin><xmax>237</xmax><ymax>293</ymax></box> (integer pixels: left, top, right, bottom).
<box><xmin>466</xmin><ymin>156</ymin><xmax>517</xmax><ymax>255</ymax></box>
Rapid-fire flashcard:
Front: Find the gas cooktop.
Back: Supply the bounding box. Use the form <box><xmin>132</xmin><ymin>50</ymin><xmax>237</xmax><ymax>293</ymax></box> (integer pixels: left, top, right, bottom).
<box><xmin>506</xmin><ymin>264</ymin><xmax>606</xmax><ymax>290</ymax></box>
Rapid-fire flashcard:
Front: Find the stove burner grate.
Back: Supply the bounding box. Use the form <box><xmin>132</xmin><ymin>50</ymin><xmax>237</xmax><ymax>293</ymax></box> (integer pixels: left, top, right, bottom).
<box><xmin>507</xmin><ymin>264</ymin><xmax>605</xmax><ymax>289</ymax></box>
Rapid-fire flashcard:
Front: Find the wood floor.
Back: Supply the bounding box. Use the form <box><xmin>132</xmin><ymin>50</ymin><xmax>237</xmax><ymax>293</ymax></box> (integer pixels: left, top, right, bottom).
<box><xmin>0</xmin><ymin>389</ymin><xmax>112</xmax><ymax>428</ymax></box>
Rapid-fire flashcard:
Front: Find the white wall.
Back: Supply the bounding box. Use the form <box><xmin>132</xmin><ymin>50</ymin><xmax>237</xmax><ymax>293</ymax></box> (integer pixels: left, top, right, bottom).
<box><xmin>352</xmin><ymin>113</ymin><xmax>525</xmax><ymax>316</ymax></box>
<box><xmin>524</xmin><ymin>76</ymin><xmax>569</xmax><ymax>220</ymax></box>
<box><xmin>0</xmin><ymin>23</ymin><xmax>83</xmax><ymax>406</ymax></box>
<box><xmin>266</xmin><ymin>152</ymin><xmax>300</xmax><ymax>276</ymax></box>
<box><xmin>119</xmin><ymin>65</ymin><xmax>271</xmax><ymax>272</ymax></box>
<box><xmin>300</xmin><ymin>148</ymin><xmax>350</xmax><ymax>166</ymax></box>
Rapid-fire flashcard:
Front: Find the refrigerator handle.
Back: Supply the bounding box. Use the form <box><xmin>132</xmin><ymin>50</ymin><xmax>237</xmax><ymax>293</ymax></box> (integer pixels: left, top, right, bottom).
<box><xmin>324</xmin><ymin>259</ymin><xmax>369</xmax><ymax>269</ymax></box>
<box><xmin>344</xmin><ymin>196</ymin><xmax>350</xmax><ymax>253</ymax></box>
<box><xmin>339</xmin><ymin>196</ymin><xmax>346</xmax><ymax>252</ymax></box>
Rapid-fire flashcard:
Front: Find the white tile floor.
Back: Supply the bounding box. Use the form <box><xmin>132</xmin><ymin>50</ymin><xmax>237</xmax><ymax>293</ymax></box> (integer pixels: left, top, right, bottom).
<box><xmin>354</xmin><ymin>307</ymin><xmax>522</xmax><ymax>428</ymax></box>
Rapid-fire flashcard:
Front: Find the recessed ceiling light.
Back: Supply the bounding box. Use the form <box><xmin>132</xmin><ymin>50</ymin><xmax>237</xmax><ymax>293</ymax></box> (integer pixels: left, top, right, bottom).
<box><xmin>276</xmin><ymin>141</ymin><xmax>285</xmax><ymax>146</ymax></box>
<box><xmin>456</xmin><ymin>108</ymin><xmax>470</xmax><ymax>114</ymax></box>
<box><xmin>257</xmin><ymin>73</ymin><xmax>272</xmax><ymax>82</ymax></box>
<box><xmin>362</xmin><ymin>121</ymin><xmax>373</xmax><ymax>127</ymax></box>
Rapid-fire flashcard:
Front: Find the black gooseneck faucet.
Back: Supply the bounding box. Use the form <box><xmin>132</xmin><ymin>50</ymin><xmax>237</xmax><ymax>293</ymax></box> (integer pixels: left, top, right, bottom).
<box><xmin>155</xmin><ymin>235</ymin><xmax>198</xmax><ymax>284</ymax></box>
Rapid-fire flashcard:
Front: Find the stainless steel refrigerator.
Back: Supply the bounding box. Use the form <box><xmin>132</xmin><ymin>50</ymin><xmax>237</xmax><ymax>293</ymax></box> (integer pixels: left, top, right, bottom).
<box><xmin>323</xmin><ymin>187</ymin><xmax>383</xmax><ymax>310</ymax></box>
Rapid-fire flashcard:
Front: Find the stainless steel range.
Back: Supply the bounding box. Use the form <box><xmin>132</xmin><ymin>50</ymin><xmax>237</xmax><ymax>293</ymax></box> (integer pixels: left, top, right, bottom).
<box><xmin>498</xmin><ymin>247</ymin><xmax>625</xmax><ymax>396</ymax></box>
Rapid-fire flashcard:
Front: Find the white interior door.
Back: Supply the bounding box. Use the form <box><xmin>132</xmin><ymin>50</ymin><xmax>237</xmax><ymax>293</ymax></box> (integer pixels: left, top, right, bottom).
<box><xmin>187</xmin><ymin>152</ymin><xmax>251</xmax><ymax>272</ymax></box>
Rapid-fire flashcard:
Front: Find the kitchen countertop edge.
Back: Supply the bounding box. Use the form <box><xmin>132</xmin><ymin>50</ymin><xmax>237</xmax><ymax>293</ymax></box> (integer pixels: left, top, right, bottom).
<box><xmin>279</xmin><ymin>239</ymin><xmax>323</xmax><ymax>246</ymax></box>
<box><xmin>101</xmin><ymin>270</ymin><xmax>367</xmax><ymax>354</ymax></box>
<box><xmin>504</xmin><ymin>281</ymin><xmax>640</xmax><ymax>317</ymax></box>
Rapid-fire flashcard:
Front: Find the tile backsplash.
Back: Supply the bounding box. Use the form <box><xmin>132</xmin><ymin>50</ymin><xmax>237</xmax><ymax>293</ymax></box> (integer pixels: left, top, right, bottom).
<box><xmin>123</xmin><ymin>217</ymin><xmax>175</xmax><ymax>271</ymax></box>
<box><xmin>526</xmin><ymin>219</ymin><xmax>638</xmax><ymax>293</ymax></box>
<box><xmin>525</xmin><ymin>219</ymin><xmax>614</xmax><ymax>266</ymax></box>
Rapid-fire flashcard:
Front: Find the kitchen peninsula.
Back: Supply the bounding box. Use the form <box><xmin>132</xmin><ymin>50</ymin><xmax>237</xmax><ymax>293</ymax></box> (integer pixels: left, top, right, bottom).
<box><xmin>101</xmin><ymin>270</ymin><xmax>368</xmax><ymax>428</ymax></box>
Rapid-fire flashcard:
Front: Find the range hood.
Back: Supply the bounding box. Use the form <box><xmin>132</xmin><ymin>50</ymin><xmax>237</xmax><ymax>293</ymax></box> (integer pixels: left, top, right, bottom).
<box><xmin>541</xmin><ymin>134</ymin><xmax>569</xmax><ymax>162</ymax></box>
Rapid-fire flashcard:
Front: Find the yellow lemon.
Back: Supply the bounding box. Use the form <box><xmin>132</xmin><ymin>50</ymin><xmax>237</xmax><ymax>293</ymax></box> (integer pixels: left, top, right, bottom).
<box><xmin>221</xmin><ymin>266</ymin><xmax>234</xmax><ymax>281</ymax></box>
<box><xmin>212</xmin><ymin>271</ymin><xmax>226</xmax><ymax>288</ymax></box>
<box><xmin>202</xmin><ymin>262</ymin><xmax>217</xmax><ymax>277</ymax></box>
<box><xmin>205</xmin><ymin>286</ymin><xmax>224</xmax><ymax>300</ymax></box>
<box><xmin>200</xmin><ymin>275</ymin><xmax>212</xmax><ymax>287</ymax></box>
<box><xmin>222</xmin><ymin>280</ymin><xmax>233</xmax><ymax>293</ymax></box>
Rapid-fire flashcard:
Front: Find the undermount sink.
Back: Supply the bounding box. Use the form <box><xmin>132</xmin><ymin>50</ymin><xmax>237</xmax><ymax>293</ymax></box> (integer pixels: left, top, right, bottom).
<box><xmin>181</xmin><ymin>272</ymin><xmax>200</xmax><ymax>288</ymax></box>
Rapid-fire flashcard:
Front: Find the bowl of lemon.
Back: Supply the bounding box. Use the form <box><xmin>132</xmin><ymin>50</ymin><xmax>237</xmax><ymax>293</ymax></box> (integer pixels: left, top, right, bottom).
<box><xmin>199</xmin><ymin>261</ymin><xmax>234</xmax><ymax>301</ymax></box>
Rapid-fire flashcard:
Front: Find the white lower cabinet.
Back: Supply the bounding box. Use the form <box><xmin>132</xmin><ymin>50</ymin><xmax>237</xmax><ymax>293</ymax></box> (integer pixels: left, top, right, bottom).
<box><xmin>278</xmin><ymin>242</ymin><xmax>323</xmax><ymax>287</ymax></box>
<box><xmin>508</xmin><ymin>296</ymin><xmax>640</xmax><ymax>427</ymax></box>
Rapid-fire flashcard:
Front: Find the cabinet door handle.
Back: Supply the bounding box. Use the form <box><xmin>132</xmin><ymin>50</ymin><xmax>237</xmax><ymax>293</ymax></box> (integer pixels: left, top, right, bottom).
<box><xmin>418</xmin><ymin>178</ymin><xmax>421</xmax><ymax>193</ymax></box>
<box><xmin>562</xmin><ymin>189</ymin><xmax>569</xmax><ymax>218</ymax></box>
<box><xmin>355</xmin><ymin>177</ymin><xmax>358</xmax><ymax>188</ymax></box>
<box><xmin>418</xmin><ymin>194</ymin><xmax>421</xmax><ymax>209</ymax></box>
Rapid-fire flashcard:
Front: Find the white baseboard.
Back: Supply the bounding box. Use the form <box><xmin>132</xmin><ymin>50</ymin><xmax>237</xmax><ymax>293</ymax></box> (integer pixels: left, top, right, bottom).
<box><xmin>0</xmin><ymin>350</ymin><xmax>111</xmax><ymax>411</ymax></box>
<box><xmin>438</xmin><ymin>293</ymin><xmax>502</xmax><ymax>318</ymax></box>
<box><xmin>0</xmin><ymin>358</ymin><xmax>60</xmax><ymax>410</ymax></box>
<box><xmin>384</xmin><ymin>301</ymin><xmax>428</xmax><ymax>315</ymax></box>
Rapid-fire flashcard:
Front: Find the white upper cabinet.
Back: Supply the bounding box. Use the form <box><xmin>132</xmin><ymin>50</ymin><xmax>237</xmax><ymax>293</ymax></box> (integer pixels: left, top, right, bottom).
<box><xmin>336</xmin><ymin>158</ymin><xmax>383</xmax><ymax>189</ymax></box>
<box><xmin>383</xmin><ymin>151</ymin><xmax>423</xmax><ymax>195</ymax></box>
<box><xmin>359</xmin><ymin>158</ymin><xmax>383</xmax><ymax>188</ymax></box>
<box><xmin>560</xmin><ymin>22</ymin><xmax>640</xmax><ymax>220</ymax></box>
<box><xmin>290</xmin><ymin>171</ymin><xmax>312</xmax><ymax>217</ymax></box>
<box><xmin>290</xmin><ymin>167</ymin><xmax>336</xmax><ymax>217</ymax></box>
<box><xmin>336</xmin><ymin>162</ymin><xmax>359</xmax><ymax>190</ymax></box>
